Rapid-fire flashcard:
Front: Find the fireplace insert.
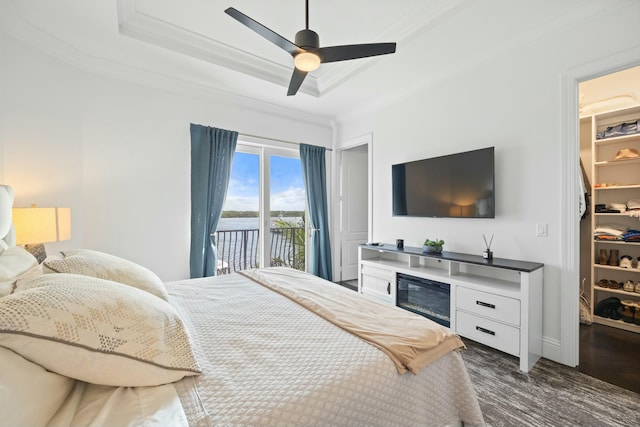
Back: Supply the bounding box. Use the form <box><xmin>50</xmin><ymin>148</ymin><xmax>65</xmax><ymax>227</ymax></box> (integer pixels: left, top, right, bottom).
<box><xmin>396</xmin><ymin>273</ymin><xmax>451</xmax><ymax>327</ymax></box>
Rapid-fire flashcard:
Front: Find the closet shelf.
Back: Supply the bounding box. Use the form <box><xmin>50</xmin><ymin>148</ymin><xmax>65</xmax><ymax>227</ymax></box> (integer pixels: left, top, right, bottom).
<box><xmin>593</xmin><ymin>264</ymin><xmax>640</xmax><ymax>273</ymax></box>
<box><xmin>593</xmin><ymin>240</ymin><xmax>640</xmax><ymax>246</ymax></box>
<box><xmin>593</xmin><ymin>184</ymin><xmax>640</xmax><ymax>190</ymax></box>
<box><xmin>588</xmin><ymin>104</ymin><xmax>640</xmax><ymax>334</ymax></box>
<box><xmin>595</xmin><ymin>133</ymin><xmax>640</xmax><ymax>146</ymax></box>
<box><xmin>594</xmin><ymin>158</ymin><xmax>640</xmax><ymax>166</ymax></box>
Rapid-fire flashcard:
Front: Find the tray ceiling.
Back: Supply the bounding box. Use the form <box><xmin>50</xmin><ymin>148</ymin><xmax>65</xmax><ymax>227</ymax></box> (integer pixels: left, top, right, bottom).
<box><xmin>0</xmin><ymin>0</ymin><xmax>625</xmax><ymax>120</ymax></box>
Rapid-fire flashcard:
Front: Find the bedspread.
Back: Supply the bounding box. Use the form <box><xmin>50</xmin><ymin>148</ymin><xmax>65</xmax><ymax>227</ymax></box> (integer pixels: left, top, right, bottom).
<box><xmin>167</xmin><ymin>270</ymin><xmax>484</xmax><ymax>427</ymax></box>
<box><xmin>239</xmin><ymin>267</ymin><xmax>464</xmax><ymax>374</ymax></box>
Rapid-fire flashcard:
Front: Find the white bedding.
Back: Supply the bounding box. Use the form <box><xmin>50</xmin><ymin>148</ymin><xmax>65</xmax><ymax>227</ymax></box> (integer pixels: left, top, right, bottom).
<box><xmin>166</xmin><ymin>271</ymin><xmax>485</xmax><ymax>427</ymax></box>
<box><xmin>46</xmin><ymin>382</ymin><xmax>188</xmax><ymax>427</ymax></box>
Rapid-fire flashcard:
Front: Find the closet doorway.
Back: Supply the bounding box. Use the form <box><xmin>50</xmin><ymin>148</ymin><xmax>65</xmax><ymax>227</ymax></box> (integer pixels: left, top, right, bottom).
<box><xmin>578</xmin><ymin>66</ymin><xmax>640</xmax><ymax>394</ymax></box>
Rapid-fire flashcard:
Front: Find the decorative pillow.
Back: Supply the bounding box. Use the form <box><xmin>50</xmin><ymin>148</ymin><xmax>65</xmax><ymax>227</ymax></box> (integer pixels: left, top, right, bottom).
<box><xmin>43</xmin><ymin>248</ymin><xmax>169</xmax><ymax>301</ymax></box>
<box><xmin>0</xmin><ymin>345</ymin><xmax>75</xmax><ymax>427</ymax></box>
<box><xmin>0</xmin><ymin>245</ymin><xmax>39</xmax><ymax>297</ymax></box>
<box><xmin>0</xmin><ymin>274</ymin><xmax>201</xmax><ymax>387</ymax></box>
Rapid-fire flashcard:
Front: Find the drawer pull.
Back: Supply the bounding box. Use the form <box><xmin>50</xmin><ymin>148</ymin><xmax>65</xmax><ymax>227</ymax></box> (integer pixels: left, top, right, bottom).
<box><xmin>387</xmin><ymin>282</ymin><xmax>391</xmax><ymax>294</ymax></box>
<box><xmin>476</xmin><ymin>300</ymin><xmax>496</xmax><ymax>309</ymax></box>
<box><xmin>476</xmin><ymin>326</ymin><xmax>496</xmax><ymax>336</ymax></box>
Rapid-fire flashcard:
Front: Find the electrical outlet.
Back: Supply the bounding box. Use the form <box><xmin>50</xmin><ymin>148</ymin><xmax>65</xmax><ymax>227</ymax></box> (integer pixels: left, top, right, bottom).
<box><xmin>536</xmin><ymin>223</ymin><xmax>548</xmax><ymax>237</ymax></box>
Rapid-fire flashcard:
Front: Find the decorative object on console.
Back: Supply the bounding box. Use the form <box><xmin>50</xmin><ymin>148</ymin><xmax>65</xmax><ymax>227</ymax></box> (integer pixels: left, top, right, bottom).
<box><xmin>12</xmin><ymin>205</ymin><xmax>71</xmax><ymax>263</ymax></box>
<box><xmin>422</xmin><ymin>239</ymin><xmax>444</xmax><ymax>253</ymax></box>
<box><xmin>482</xmin><ymin>234</ymin><xmax>494</xmax><ymax>261</ymax></box>
<box><xmin>396</xmin><ymin>239</ymin><xmax>404</xmax><ymax>249</ymax></box>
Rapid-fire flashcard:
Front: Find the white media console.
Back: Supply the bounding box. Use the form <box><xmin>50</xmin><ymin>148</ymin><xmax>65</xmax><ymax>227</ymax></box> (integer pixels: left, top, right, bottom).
<box><xmin>358</xmin><ymin>244</ymin><xmax>544</xmax><ymax>372</ymax></box>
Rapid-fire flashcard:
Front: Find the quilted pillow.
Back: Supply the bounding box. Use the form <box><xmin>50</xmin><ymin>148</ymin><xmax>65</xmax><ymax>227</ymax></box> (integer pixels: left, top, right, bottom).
<box><xmin>42</xmin><ymin>249</ymin><xmax>169</xmax><ymax>301</ymax></box>
<box><xmin>0</xmin><ymin>274</ymin><xmax>201</xmax><ymax>387</ymax></box>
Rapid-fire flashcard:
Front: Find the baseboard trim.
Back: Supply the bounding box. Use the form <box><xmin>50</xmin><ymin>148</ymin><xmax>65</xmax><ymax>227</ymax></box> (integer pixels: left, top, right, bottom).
<box><xmin>541</xmin><ymin>336</ymin><xmax>565</xmax><ymax>366</ymax></box>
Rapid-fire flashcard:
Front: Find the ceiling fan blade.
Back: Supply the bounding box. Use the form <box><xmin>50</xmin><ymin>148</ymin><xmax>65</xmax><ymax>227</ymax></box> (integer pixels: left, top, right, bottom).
<box><xmin>319</xmin><ymin>43</ymin><xmax>396</xmax><ymax>63</ymax></box>
<box><xmin>225</xmin><ymin>7</ymin><xmax>302</xmax><ymax>56</ymax></box>
<box><xmin>287</xmin><ymin>68</ymin><xmax>308</xmax><ymax>96</ymax></box>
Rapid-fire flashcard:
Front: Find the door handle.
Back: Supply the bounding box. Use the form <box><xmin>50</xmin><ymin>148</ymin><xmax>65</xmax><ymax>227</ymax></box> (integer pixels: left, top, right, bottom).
<box><xmin>387</xmin><ymin>282</ymin><xmax>391</xmax><ymax>294</ymax></box>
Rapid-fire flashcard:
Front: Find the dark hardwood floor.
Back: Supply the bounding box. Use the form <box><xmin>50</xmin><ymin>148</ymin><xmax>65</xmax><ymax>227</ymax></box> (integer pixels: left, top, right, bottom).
<box><xmin>579</xmin><ymin>323</ymin><xmax>640</xmax><ymax>394</ymax></box>
<box><xmin>337</xmin><ymin>280</ymin><xmax>640</xmax><ymax>395</ymax></box>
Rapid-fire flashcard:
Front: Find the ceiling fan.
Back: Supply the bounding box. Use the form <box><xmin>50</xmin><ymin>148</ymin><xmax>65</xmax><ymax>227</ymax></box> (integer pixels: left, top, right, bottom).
<box><xmin>225</xmin><ymin>1</ymin><xmax>397</xmax><ymax>96</ymax></box>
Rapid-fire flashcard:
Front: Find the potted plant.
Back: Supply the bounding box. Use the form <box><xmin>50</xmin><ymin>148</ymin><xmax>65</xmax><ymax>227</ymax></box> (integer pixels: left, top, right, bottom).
<box><xmin>423</xmin><ymin>239</ymin><xmax>444</xmax><ymax>253</ymax></box>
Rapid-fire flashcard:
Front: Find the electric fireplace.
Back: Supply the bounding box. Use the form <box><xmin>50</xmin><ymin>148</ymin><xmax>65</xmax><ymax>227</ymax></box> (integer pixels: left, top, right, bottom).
<box><xmin>396</xmin><ymin>273</ymin><xmax>451</xmax><ymax>327</ymax></box>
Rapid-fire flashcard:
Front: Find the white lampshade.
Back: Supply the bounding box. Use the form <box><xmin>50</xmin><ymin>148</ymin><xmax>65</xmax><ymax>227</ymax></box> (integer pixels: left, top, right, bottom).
<box><xmin>12</xmin><ymin>206</ymin><xmax>71</xmax><ymax>245</ymax></box>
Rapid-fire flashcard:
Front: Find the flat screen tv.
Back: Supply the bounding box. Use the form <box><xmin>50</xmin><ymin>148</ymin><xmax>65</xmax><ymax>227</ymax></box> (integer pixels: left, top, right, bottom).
<box><xmin>392</xmin><ymin>147</ymin><xmax>495</xmax><ymax>218</ymax></box>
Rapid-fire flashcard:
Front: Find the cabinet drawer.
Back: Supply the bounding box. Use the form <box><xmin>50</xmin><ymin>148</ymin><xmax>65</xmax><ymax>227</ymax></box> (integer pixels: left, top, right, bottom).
<box><xmin>361</xmin><ymin>273</ymin><xmax>394</xmax><ymax>304</ymax></box>
<box><xmin>456</xmin><ymin>286</ymin><xmax>520</xmax><ymax>326</ymax></box>
<box><xmin>456</xmin><ymin>311</ymin><xmax>520</xmax><ymax>356</ymax></box>
<box><xmin>361</xmin><ymin>264</ymin><xmax>394</xmax><ymax>281</ymax></box>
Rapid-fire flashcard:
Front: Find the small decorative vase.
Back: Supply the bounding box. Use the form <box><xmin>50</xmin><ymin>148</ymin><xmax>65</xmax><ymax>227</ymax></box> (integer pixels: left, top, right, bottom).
<box><xmin>423</xmin><ymin>245</ymin><xmax>442</xmax><ymax>253</ymax></box>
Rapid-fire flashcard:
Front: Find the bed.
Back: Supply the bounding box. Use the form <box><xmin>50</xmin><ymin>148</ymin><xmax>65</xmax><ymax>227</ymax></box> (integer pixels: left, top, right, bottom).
<box><xmin>0</xmin><ymin>184</ymin><xmax>485</xmax><ymax>427</ymax></box>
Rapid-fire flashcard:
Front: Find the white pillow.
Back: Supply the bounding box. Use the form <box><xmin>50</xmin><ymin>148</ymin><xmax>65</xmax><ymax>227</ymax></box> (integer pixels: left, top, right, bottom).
<box><xmin>42</xmin><ymin>248</ymin><xmax>169</xmax><ymax>301</ymax></box>
<box><xmin>0</xmin><ymin>345</ymin><xmax>75</xmax><ymax>427</ymax></box>
<box><xmin>0</xmin><ymin>246</ymin><xmax>39</xmax><ymax>297</ymax></box>
<box><xmin>0</xmin><ymin>274</ymin><xmax>201</xmax><ymax>387</ymax></box>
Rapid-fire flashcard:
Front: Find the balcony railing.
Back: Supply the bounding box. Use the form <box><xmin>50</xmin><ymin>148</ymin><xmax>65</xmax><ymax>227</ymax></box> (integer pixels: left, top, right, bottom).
<box><xmin>215</xmin><ymin>227</ymin><xmax>304</xmax><ymax>275</ymax></box>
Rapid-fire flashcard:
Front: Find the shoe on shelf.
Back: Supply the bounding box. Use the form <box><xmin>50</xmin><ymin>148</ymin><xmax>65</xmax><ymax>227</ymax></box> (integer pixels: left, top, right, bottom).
<box><xmin>637</xmin><ymin>257</ymin><xmax>640</xmax><ymax>270</ymax></box>
<box><xmin>636</xmin><ymin>282</ymin><xmax>640</xmax><ymax>293</ymax></box>
<box><xmin>609</xmin><ymin>249</ymin><xmax>620</xmax><ymax>266</ymax></box>
<box><xmin>623</xmin><ymin>280</ymin><xmax>635</xmax><ymax>292</ymax></box>
<box><xmin>595</xmin><ymin>297</ymin><xmax>622</xmax><ymax>319</ymax></box>
<box><xmin>599</xmin><ymin>249</ymin><xmax>609</xmax><ymax>265</ymax></box>
<box><xmin>621</xmin><ymin>300</ymin><xmax>634</xmax><ymax>323</ymax></box>
<box><xmin>620</xmin><ymin>255</ymin><xmax>633</xmax><ymax>268</ymax></box>
<box><xmin>634</xmin><ymin>303</ymin><xmax>640</xmax><ymax>325</ymax></box>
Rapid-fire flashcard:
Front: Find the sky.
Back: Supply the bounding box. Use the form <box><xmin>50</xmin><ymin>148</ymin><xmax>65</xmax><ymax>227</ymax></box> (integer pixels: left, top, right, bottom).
<box><xmin>224</xmin><ymin>151</ymin><xmax>306</xmax><ymax>212</ymax></box>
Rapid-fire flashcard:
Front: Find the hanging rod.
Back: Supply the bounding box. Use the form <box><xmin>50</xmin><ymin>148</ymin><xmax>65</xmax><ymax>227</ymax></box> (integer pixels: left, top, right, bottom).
<box><xmin>239</xmin><ymin>132</ymin><xmax>333</xmax><ymax>151</ymax></box>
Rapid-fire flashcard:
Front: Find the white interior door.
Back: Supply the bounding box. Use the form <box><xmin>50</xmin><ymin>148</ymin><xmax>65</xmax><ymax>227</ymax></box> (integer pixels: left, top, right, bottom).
<box><xmin>339</xmin><ymin>145</ymin><xmax>369</xmax><ymax>281</ymax></box>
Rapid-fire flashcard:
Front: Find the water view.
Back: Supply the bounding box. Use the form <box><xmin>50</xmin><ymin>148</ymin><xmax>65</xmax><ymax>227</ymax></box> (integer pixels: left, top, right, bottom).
<box><xmin>215</xmin><ymin>214</ymin><xmax>305</xmax><ymax>274</ymax></box>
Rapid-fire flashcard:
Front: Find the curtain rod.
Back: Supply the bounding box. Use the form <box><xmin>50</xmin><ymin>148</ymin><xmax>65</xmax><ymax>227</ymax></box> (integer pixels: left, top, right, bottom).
<box><xmin>239</xmin><ymin>133</ymin><xmax>333</xmax><ymax>151</ymax></box>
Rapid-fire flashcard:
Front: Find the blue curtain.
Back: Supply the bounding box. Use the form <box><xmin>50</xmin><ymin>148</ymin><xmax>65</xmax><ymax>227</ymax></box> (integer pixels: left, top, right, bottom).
<box><xmin>300</xmin><ymin>143</ymin><xmax>332</xmax><ymax>281</ymax></box>
<box><xmin>190</xmin><ymin>124</ymin><xmax>238</xmax><ymax>278</ymax></box>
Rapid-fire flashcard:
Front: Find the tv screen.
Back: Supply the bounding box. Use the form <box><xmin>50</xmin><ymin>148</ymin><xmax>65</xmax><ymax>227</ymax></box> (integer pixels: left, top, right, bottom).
<box><xmin>392</xmin><ymin>147</ymin><xmax>495</xmax><ymax>218</ymax></box>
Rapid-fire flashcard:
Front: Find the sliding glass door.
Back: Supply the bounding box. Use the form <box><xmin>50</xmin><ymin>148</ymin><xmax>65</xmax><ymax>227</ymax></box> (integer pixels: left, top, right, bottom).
<box><xmin>216</xmin><ymin>143</ymin><xmax>306</xmax><ymax>274</ymax></box>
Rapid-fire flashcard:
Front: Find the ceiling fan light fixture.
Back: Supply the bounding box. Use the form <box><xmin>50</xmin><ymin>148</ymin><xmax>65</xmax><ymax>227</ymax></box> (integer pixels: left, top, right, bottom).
<box><xmin>294</xmin><ymin>51</ymin><xmax>321</xmax><ymax>72</ymax></box>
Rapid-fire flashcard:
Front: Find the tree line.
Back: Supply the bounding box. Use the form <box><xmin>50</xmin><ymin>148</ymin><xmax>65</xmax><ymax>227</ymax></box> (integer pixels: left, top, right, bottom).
<box><xmin>221</xmin><ymin>210</ymin><xmax>304</xmax><ymax>218</ymax></box>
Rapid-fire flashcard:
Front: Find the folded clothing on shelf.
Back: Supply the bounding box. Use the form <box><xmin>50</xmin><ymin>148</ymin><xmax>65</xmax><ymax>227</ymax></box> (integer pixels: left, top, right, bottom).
<box><xmin>596</xmin><ymin>120</ymin><xmax>640</xmax><ymax>139</ymax></box>
<box><xmin>622</xmin><ymin>229</ymin><xmax>640</xmax><ymax>242</ymax></box>
<box><xmin>594</xmin><ymin>223</ymin><xmax>628</xmax><ymax>238</ymax></box>
<box><xmin>628</xmin><ymin>199</ymin><xmax>640</xmax><ymax>211</ymax></box>
<box><xmin>606</xmin><ymin>202</ymin><xmax>627</xmax><ymax>212</ymax></box>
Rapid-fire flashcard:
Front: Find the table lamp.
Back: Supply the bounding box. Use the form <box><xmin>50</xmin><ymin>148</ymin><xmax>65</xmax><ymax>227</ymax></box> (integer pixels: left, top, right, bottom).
<box><xmin>12</xmin><ymin>205</ymin><xmax>71</xmax><ymax>263</ymax></box>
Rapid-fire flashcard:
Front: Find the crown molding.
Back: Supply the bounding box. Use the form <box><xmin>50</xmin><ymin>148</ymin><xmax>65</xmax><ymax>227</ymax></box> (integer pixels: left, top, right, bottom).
<box><xmin>117</xmin><ymin>0</ymin><xmax>320</xmax><ymax>97</ymax></box>
<box><xmin>116</xmin><ymin>0</ymin><xmax>466</xmax><ymax>98</ymax></box>
<box><xmin>0</xmin><ymin>2</ymin><xmax>332</xmax><ymax>128</ymax></box>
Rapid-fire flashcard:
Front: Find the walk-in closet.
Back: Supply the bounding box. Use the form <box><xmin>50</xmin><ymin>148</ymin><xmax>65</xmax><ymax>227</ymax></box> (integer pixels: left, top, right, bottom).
<box><xmin>578</xmin><ymin>66</ymin><xmax>640</xmax><ymax>394</ymax></box>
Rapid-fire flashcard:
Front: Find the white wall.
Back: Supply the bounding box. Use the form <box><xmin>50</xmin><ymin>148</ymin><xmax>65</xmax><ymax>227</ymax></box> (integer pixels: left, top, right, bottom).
<box><xmin>337</xmin><ymin>3</ymin><xmax>640</xmax><ymax>364</ymax></box>
<box><xmin>0</xmin><ymin>32</ymin><xmax>333</xmax><ymax>281</ymax></box>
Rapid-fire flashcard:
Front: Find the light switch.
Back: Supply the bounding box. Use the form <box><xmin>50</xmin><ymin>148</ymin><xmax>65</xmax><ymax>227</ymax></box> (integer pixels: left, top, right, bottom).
<box><xmin>536</xmin><ymin>223</ymin><xmax>548</xmax><ymax>237</ymax></box>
